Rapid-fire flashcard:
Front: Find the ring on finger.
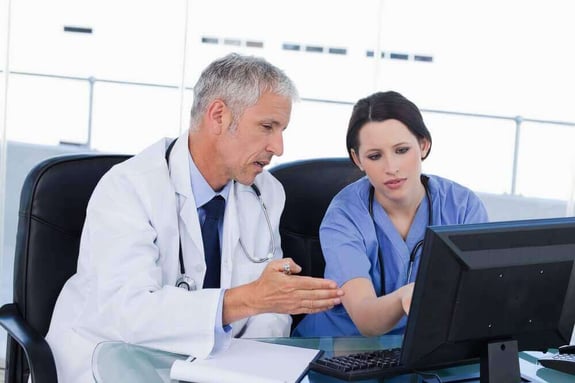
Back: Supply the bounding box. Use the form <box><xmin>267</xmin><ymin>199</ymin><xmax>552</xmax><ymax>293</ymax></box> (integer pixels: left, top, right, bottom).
<box><xmin>282</xmin><ymin>263</ymin><xmax>291</xmax><ymax>275</ymax></box>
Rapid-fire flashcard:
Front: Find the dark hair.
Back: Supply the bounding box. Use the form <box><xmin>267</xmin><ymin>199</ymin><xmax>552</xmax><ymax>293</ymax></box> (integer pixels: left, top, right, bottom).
<box><xmin>346</xmin><ymin>91</ymin><xmax>432</xmax><ymax>162</ymax></box>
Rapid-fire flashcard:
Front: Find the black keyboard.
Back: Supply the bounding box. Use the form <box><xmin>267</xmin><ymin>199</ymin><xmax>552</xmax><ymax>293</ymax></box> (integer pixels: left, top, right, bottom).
<box><xmin>309</xmin><ymin>347</ymin><xmax>411</xmax><ymax>381</ymax></box>
<box><xmin>538</xmin><ymin>353</ymin><xmax>575</xmax><ymax>376</ymax></box>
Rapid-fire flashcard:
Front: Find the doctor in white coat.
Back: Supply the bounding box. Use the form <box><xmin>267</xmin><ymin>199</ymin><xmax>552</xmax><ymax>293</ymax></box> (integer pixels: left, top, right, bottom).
<box><xmin>45</xmin><ymin>53</ymin><xmax>344</xmax><ymax>383</ymax></box>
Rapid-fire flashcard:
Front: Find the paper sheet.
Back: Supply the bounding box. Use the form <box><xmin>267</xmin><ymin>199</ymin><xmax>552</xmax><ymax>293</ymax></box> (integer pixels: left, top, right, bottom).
<box><xmin>170</xmin><ymin>338</ymin><xmax>320</xmax><ymax>383</ymax></box>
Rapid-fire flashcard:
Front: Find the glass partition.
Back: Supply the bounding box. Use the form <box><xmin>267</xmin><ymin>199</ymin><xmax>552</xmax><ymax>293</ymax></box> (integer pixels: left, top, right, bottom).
<box><xmin>6</xmin><ymin>74</ymin><xmax>90</xmax><ymax>145</ymax></box>
<box><xmin>0</xmin><ymin>0</ymin><xmax>190</xmax><ymax>366</ymax></box>
<box><xmin>91</xmin><ymin>82</ymin><xmax>182</xmax><ymax>153</ymax></box>
<box><xmin>422</xmin><ymin>113</ymin><xmax>516</xmax><ymax>195</ymax></box>
<box><xmin>516</xmin><ymin>121</ymin><xmax>575</xmax><ymax>201</ymax></box>
<box><xmin>0</xmin><ymin>0</ymin><xmax>575</xmax><ymax>367</ymax></box>
<box><xmin>0</xmin><ymin>0</ymin><xmax>11</xmax><ymax>370</ymax></box>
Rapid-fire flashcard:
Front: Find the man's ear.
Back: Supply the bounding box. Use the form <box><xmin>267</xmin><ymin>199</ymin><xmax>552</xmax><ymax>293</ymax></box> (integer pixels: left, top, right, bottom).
<box><xmin>350</xmin><ymin>149</ymin><xmax>364</xmax><ymax>171</ymax></box>
<box><xmin>206</xmin><ymin>99</ymin><xmax>230</xmax><ymax>133</ymax></box>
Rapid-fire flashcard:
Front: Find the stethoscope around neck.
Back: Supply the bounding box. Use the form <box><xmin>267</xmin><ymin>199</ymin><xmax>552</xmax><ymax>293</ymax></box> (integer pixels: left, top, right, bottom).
<box><xmin>164</xmin><ymin>139</ymin><xmax>276</xmax><ymax>291</ymax></box>
<box><xmin>368</xmin><ymin>175</ymin><xmax>432</xmax><ymax>296</ymax></box>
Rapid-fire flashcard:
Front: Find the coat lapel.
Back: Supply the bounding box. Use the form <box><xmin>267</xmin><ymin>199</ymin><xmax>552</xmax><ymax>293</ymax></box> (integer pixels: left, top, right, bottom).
<box><xmin>168</xmin><ymin>134</ymin><xmax>204</xmax><ymax>261</ymax></box>
<box><xmin>221</xmin><ymin>183</ymin><xmax>241</xmax><ymax>288</ymax></box>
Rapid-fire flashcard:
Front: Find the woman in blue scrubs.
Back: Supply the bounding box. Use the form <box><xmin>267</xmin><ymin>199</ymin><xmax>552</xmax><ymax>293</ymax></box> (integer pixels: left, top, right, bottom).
<box><xmin>293</xmin><ymin>91</ymin><xmax>488</xmax><ymax>337</ymax></box>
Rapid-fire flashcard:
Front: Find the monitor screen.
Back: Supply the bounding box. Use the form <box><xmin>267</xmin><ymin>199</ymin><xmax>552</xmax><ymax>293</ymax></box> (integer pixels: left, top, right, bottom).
<box><xmin>401</xmin><ymin>217</ymin><xmax>575</xmax><ymax>380</ymax></box>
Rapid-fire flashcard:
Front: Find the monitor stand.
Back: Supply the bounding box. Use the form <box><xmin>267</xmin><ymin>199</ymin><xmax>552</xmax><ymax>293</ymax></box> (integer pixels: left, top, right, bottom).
<box><xmin>421</xmin><ymin>375</ymin><xmax>531</xmax><ymax>383</ymax></box>
<box><xmin>480</xmin><ymin>340</ymin><xmax>520</xmax><ymax>383</ymax></box>
<box><xmin>421</xmin><ymin>340</ymin><xmax>530</xmax><ymax>383</ymax></box>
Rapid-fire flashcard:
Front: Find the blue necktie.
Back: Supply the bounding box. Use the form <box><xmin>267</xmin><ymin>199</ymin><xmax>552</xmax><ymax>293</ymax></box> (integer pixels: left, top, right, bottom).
<box><xmin>201</xmin><ymin>196</ymin><xmax>225</xmax><ymax>288</ymax></box>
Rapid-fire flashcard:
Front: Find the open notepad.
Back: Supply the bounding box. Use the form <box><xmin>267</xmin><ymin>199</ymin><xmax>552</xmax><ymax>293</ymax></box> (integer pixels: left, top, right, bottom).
<box><xmin>170</xmin><ymin>338</ymin><xmax>321</xmax><ymax>383</ymax></box>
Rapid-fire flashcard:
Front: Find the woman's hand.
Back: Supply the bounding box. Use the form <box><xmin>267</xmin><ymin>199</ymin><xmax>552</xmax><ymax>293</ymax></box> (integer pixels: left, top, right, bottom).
<box><xmin>400</xmin><ymin>283</ymin><xmax>415</xmax><ymax>315</ymax></box>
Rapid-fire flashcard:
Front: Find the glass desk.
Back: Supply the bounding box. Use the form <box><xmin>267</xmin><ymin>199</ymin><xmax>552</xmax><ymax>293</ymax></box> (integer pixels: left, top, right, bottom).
<box><xmin>92</xmin><ymin>336</ymin><xmax>572</xmax><ymax>383</ymax></box>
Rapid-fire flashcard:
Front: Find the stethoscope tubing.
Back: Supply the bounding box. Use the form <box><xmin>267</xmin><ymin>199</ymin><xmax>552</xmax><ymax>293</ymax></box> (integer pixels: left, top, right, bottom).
<box><xmin>239</xmin><ymin>184</ymin><xmax>276</xmax><ymax>263</ymax></box>
<box><xmin>369</xmin><ymin>175</ymin><xmax>432</xmax><ymax>296</ymax></box>
<box><xmin>164</xmin><ymin>138</ymin><xmax>275</xmax><ymax>290</ymax></box>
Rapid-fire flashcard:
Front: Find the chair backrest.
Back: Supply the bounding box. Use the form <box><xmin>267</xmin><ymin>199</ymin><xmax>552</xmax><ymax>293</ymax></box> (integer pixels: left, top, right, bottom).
<box><xmin>7</xmin><ymin>153</ymin><xmax>130</xmax><ymax>383</ymax></box>
<box><xmin>270</xmin><ymin>158</ymin><xmax>364</xmax><ymax>279</ymax></box>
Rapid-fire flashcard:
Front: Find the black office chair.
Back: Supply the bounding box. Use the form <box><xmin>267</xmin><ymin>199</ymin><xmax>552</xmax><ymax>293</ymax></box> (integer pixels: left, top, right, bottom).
<box><xmin>270</xmin><ymin>158</ymin><xmax>364</xmax><ymax>329</ymax></box>
<box><xmin>0</xmin><ymin>153</ymin><xmax>130</xmax><ymax>383</ymax></box>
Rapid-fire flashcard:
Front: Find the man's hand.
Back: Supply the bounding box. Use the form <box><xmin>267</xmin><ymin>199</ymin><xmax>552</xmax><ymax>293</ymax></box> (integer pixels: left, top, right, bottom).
<box><xmin>223</xmin><ymin>258</ymin><xmax>344</xmax><ymax>324</ymax></box>
<box><xmin>247</xmin><ymin>258</ymin><xmax>344</xmax><ymax>314</ymax></box>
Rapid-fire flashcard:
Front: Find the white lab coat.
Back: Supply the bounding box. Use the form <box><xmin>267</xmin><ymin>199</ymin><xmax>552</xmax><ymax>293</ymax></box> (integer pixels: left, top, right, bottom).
<box><xmin>45</xmin><ymin>132</ymin><xmax>290</xmax><ymax>383</ymax></box>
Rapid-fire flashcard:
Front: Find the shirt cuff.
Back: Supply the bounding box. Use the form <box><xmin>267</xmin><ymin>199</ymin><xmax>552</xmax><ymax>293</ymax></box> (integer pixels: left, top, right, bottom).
<box><xmin>211</xmin><ymin>289</ymin><xmax>232</xmax><ymax>355</ymax></box>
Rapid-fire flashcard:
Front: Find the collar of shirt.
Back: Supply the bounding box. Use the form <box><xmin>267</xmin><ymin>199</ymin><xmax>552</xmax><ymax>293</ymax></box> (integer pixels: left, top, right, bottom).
<box><xmin>187</xmin><ymin>152</ymin><xmax>231</xmax><ymax>208</ymax></box>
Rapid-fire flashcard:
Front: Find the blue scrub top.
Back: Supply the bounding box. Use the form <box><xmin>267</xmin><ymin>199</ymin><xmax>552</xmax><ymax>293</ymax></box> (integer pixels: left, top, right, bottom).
<box><xmin>293</xmin><ymin>174</ymin><xmax>489</xmax><ymax>337</ymax></box>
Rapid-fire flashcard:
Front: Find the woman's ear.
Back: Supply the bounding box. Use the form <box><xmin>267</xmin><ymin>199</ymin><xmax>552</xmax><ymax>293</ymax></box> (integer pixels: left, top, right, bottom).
<box><xmin>420</xmin><ymin>139</ymin><xmax>431</xmax><ymax>160</ymax></box>
<box><xmin>350</xmin><ymin>149</ymin><xmax>364</xmax><ymax>171</ymax></box>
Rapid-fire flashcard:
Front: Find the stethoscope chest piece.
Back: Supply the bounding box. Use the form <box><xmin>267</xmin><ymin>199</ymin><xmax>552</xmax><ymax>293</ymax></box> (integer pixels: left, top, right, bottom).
<box><xmin>176</xmin><ymin>275</ymin><xmax>197</xmax><ymax>291</ymax></box>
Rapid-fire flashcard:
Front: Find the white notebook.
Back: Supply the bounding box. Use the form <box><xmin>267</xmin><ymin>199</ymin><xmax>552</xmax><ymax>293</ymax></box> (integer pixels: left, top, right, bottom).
<box><xmin>170</xmin><ymin>338</ymin><xmax>321</xmax><ymax>383</ymax></box>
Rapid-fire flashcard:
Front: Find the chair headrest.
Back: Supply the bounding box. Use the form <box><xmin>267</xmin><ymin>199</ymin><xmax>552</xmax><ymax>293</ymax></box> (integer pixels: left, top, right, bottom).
<box><xmin>270</xmin><ymin>158</ymin><xmax>363</xmax><ymax>236</ymax></box>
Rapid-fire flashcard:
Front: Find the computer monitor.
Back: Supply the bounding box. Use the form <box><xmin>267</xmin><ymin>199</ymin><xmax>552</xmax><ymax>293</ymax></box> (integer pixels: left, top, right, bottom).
<box><xmin>401</xmin><ymin>217</ymin><xmax>575</xmax><ymax>382</ymax></box>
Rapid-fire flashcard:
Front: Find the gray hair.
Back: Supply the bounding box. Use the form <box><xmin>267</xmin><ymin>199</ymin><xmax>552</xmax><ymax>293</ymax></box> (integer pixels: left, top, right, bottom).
<box><xmin>190</xmin><ymin>53</ymin><xmax>299</xmax><ymax>130</ymax></box>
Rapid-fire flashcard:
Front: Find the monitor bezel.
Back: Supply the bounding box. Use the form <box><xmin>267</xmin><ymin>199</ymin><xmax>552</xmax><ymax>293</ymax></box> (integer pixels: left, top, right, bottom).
<box><xmin>400</xmin><ymin>217</ymin><xmax>575</xmax><ymax>372</ymax></box>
